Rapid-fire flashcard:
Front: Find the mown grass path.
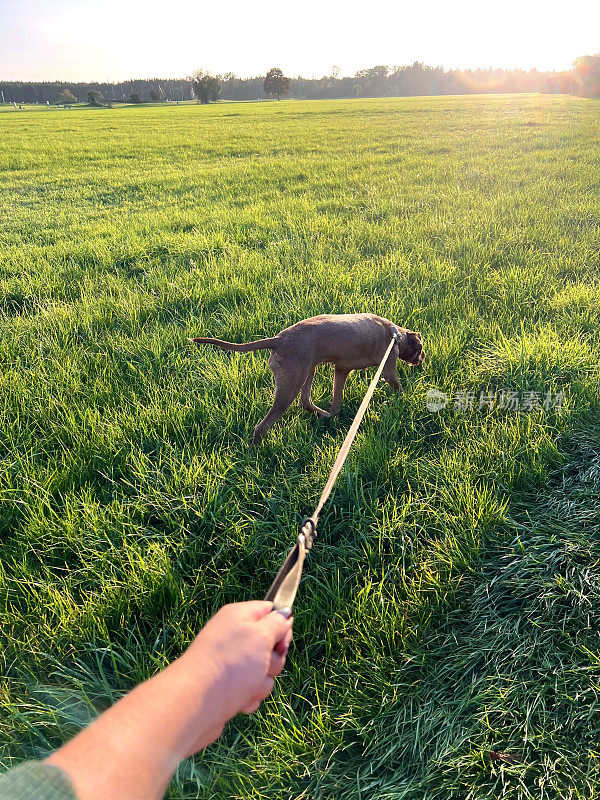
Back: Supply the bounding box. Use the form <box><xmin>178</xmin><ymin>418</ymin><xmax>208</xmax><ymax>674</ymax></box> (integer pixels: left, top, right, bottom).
<box><xmin>1</xmin><ymin>94</ymin><xmax>599</xmax><ymax>798</ymax></box>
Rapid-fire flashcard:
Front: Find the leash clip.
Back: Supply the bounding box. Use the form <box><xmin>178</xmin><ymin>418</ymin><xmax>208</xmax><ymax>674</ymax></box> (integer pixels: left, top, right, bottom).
<box><xmin>300</xmin><ymin>517</ymin><xmax>317</xmax><ymax>550</ymax></box>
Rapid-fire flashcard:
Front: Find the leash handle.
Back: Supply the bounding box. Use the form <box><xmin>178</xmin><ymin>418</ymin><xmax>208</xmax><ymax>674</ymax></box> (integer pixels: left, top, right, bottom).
<box><xmin>264</xmin><ymin>536</ymin><xmax>306</xmax><ymax>611</ymax></box>
<box><xmin>264</xmin><ymin>518</ymin><xmax>316</xmax><ymax>610</ymax></box>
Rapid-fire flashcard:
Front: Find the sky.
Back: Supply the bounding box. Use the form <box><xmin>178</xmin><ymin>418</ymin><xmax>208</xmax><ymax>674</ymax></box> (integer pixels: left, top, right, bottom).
<box><xmin>1</xmin><ymin>0</ymin><xmax>599</xmax><ymax>82</ymax></box>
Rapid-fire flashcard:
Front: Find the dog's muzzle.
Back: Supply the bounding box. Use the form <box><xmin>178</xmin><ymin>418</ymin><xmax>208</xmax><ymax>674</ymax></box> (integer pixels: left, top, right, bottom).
<box><xmin>410</xmin><ymin>348</ymin><xmax>425</xmax><ymax>366</ymax></box>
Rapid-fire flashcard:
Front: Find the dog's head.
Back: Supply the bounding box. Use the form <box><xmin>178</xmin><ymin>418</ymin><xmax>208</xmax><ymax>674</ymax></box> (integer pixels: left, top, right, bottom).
<box><xmin>399</xmin><ymin>329</ymin><xmax>425</xmax><ymax>366</ymax></box>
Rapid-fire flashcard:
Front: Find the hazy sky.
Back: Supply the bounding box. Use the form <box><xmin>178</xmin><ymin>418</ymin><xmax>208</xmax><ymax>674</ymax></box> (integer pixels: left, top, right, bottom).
<box><xmin>2</xmin><ymin>0</ymin><xmax>599</xmax><ymax>82</ymax></box>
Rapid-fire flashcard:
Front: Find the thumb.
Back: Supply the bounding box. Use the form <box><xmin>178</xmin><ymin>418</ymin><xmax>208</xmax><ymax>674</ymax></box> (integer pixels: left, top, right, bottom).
<box><xmin>261</xmin><ymin>609</ymin><xmax>293</xmax><ymax>647</ymax></box>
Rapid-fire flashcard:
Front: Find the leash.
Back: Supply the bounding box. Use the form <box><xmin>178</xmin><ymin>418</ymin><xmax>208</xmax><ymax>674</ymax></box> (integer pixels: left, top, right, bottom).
<box><xmin>265</xmin><ymin>328</ymin><xmax>401</xmax><ymax>614</ymax></box>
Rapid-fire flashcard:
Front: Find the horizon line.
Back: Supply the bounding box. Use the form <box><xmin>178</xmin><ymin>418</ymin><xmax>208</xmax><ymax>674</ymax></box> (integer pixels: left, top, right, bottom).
<box><xmin>0</xmin><ymin>61</ymin><xmax>579</xmax><ymax>86</ymax></box>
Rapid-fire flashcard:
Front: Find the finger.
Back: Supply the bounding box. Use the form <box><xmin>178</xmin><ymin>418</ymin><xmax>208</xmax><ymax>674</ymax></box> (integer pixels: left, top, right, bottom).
<box><xmin>259</xmin><ymin>676</ymin><xmax>275</xmax><ymax>700</ymax></box>
<box><xmin>260</xmin><ymin>609</ymin><xmax>293</xmax><ymax>646</ymax></box>
<box><xmin>238</xmin><ymin>600</ymin><xmax>274</xmax><ymax>620</ymax></box>
<box><xmin>241</xmin><ymin>699</ymin><xmax>262</xmax><ymax>714</ymax></box>
<box><xmin>241</xmin><ymin>677</ymin><xmax>274</xmax><ymax>713</ymax></box>
<box><xmin>273</xmin><ymin>626</ymin><xmax>293</xmax><ymax>657</ymax></box>
<box><xmin>268</xmin><ymin>650</ymin><xmax>286</xmax><ymax>678</ymax></box>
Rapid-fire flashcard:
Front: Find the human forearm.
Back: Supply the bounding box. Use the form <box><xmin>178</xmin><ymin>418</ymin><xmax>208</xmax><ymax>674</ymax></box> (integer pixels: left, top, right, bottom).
<box><xmin>45</xmin><ymin>603</ymin><xmax>292</xmax><ymax>800</ymax></box>
<box><xmin>46</xmin><ymin>656</ymin><xmax>220</xmax><ymax>800</ymax></box>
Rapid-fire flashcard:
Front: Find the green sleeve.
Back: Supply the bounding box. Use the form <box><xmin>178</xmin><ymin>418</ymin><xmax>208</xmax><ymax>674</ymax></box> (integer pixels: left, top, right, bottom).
<box><xmin>0</xmin><ymin>761</ymin><xmax>78</xmax><ymax>800</ymax></box>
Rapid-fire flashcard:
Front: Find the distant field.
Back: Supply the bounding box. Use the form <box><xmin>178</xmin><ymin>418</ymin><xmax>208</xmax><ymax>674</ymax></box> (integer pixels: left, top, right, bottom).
<box><xmin>1</xmin><ymin>94</ymin><xmax>600</xmax><ymax>799</ymax></box>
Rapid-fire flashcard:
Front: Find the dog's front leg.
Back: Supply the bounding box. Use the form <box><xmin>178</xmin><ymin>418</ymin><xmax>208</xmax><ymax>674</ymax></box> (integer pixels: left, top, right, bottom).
<box><xmin>329</xmin><ymin>367</ymin><xmax>351</xmax><ymax>416</ymax></box>
<box><xmin>382</xmin><ymin>350</ymin><xmax>402</xmax><ymax>392</ymax></box>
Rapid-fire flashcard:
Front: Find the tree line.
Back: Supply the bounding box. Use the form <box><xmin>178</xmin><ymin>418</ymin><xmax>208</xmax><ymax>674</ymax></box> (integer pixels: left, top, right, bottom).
<box><xmin>2</xmin><ymin>55</ymin><xmax>599</xmax><ymax>105</ymax></box>
<box><xmin>0</xmin><ymin>78</ymin><xmax>193</xmax><ymax>105</ymax></box>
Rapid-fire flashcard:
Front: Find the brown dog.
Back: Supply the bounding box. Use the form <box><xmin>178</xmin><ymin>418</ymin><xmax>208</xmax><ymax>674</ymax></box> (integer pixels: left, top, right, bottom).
<box><xmin>191</xmin><ymin>313</ymin><xmax>425</xmax><ymax>444</ymax></box>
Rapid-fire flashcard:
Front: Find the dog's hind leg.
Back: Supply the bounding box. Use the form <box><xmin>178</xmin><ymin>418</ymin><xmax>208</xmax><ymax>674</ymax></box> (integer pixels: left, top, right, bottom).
<box><xmin>300</xmin><ymin>369</ymin><xmax>330</xmax><ymax>418</ymax></box>
<box><xmin>329</xmin><ymin>367</ymin><xmax>351</xmax><ymax>416</ymax></box>
<box><xmin>252</xmin><ymin>357</ymin><xmax>310</xmax><ymax>444</ymax></box>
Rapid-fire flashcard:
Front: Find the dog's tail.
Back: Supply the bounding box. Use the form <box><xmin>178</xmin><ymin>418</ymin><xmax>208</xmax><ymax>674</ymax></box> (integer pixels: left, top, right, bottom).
<box><xmin>189</xmin><ymin>336</ymin><xmax>279</xmax><ymax>352</ymax></box>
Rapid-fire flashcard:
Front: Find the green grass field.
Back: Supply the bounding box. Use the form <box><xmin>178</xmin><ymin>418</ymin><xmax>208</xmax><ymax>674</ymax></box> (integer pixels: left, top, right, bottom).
<box><xmin>1</xmin><ymin>94</ymin><xmax>600</xmax><ymax>798</ymax></box>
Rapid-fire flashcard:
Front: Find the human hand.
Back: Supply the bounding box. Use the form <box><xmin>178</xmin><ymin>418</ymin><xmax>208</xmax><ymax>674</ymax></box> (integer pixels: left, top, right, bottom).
<box><xmin>176</xmin><ymin>601</ymin><xmax>293</xmax><ymax>753</ymax></box>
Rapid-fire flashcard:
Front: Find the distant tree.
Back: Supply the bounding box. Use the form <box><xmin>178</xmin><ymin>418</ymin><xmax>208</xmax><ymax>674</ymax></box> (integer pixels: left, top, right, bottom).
<box><xmin>573</xmin><ymin>54</ymin><xmax>600</xmax><ymax>96</ymax></box>
<box><xmin>354</xmin><ymin>65</ymin><xmax>389</xmax><ymax>96</ymax></box>
<box><xmin>87</xmin><ymin>90</ymin><xmax>104</xmax><ymax>106</ymax></box>
<box><xmin>541</xmin><ymin>71</ymin><xmax>578</xmax><ymax>95</ymax></box>
<box><xmin>129</xmin><ymin>93</ymin><xmax>143</xmax><ymax>103</ymax></box>
<box><xmin>263</xmin><ymin>67</ymin><xmax>290</xmax><ymax>100</ymax></box>
<box><xmin>188</xmin><ymin>70</ymin><xmax>221</xmax><ymax>103</ymax></box>
<box><xmin>57</xmin><ymin>89</ymin><xmax>77</xmax><ymax>104</ymax></box>
<box><xmin>149</xmin><ymin>89</ymin><xmax>160</xmax><ymax>102</ymax></box>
